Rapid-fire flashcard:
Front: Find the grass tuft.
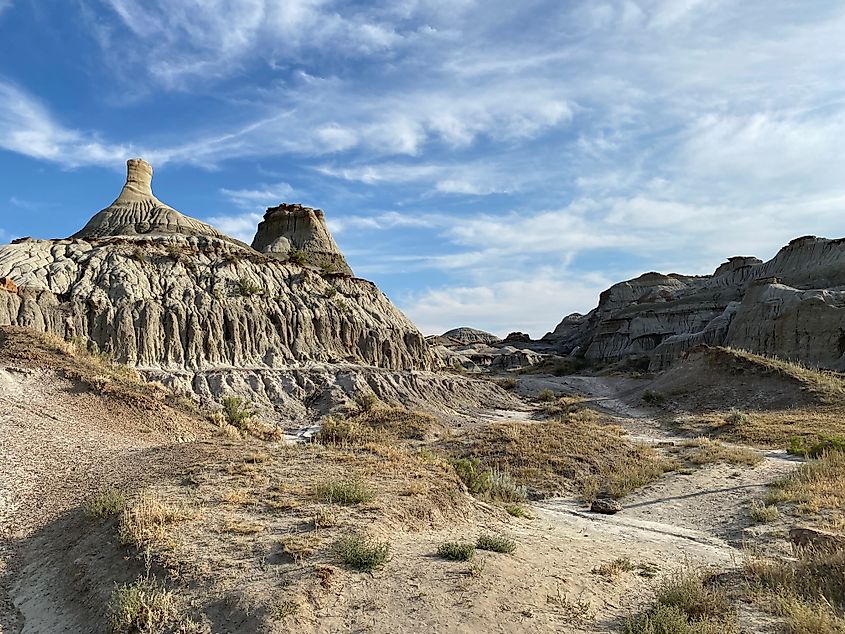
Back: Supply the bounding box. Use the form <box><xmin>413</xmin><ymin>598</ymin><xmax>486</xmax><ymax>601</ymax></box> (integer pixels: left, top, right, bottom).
<box><xmin>315</xmin><ymin>477</ymin><xmax>375</xmax><ymax>505</ymax></box>
<box><xmin>333</xmin><ymin>533</ymin><xmax>389</xmax><ymax>571</ymax></box>
<box><xmin>476</xmin><ymin>533</ymin><xmax>516</xmax><ymax>554</ymax></box>
<box><xmin>641</xmin><ymin>390</ymin><xmax>666</xmax><ymax>406</ymax></box>
<box><xmin>437</xmin><ymin>541</ymin><xmax>475</xmax><ymax>561</ymax></box>
<box><xmin>84</xmin><ymin>487</ymin><xmax>126</xmax><ymax>519</ymax></box>
<box><xmin>108</xmin><ymin>576</ymin><xmax>175</xmax><ymax>634</ymax></box>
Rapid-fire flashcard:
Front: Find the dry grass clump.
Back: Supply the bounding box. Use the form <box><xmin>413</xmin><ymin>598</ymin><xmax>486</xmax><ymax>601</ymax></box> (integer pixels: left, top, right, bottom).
<box><xmin>682</xmin><ymin>408</ymin><xmax>845</xmax><ymax>448</ymax></box>
<box><xmin>724</xmin><ymin>347</ymin><xmax>845</xmax><ymax>402</ymax></box>
<box><xmin>749</xmin><ymin>501</ymin><xmax>780</xmax><ymax>524</ymax></box>
<box><xmin>451</xmin><ymin>420</ymin><xmax>675</xmax><ymax>501</ymax></box>
<box><xmin>117</xmin><ymin>492</ymin><xmax>196</xmax><ymax>548</ymax></box>
<box><xmin>537</xmin><ymin>388</ymin><xmax>557</xmax><ymax>402</ymax></box>
<box><xmin>452</xmin><ymin>457</ymin><xmax>527</xmax><ymax>502</ymax></box>
<box><xmin>315</xmin><ymin>477</ymin><xmax>375</xmax><ymax>505</ymax></box>
<box><xmin>671</xmin><ymin>437</ymin><xmax>763</xmax><ymax>467</ymax></box>
<box><xmin>625</xmin><ymin>569</ymin><xmax>736</xmax><ymax>634</ymax></box>
<box><xmin>593</xmin><ymin>557</ymin><xmax>636</xmax><ymax>579</ymax></box>
<box><xmin>316</xmin><ymin>406</ymin><xmax>448</xmax><ymax>446</ymax></box>
<box><xmin>84</xmin><ymin>487</ymin><xmax>126</xmax><ymax>519</ymax></box>
<box><xmin>765</xmin><ymin>451</ymin><xmax>845</xmax><ymax>518</ymax></box>
<box><xmin>223</xmin><ymin>519</ymin><xmax>265</xmax><ymax>534</ymax></box>
<box><xmin>216</xmin><ymin>396</ymin><xmax>282</xmax><ymax>441</ymax></box>
<box><xmin>333</xmin><ymin>533</ymin><xmax>389</xmax><ymax>571</ymax></box>
<box><xmin>744</xmin><ymin>546</ymin><xmax>845</xmax><ymax>633</ymax></box>
<box><xmin>496</xmin><ymin>376</ymin><xmax>518</xmax><ymax>390</ymax></box>
<box><xmin>108</xmin><ymin>576</ymin><xmax>175</xmax><ymax>634</ymax></box>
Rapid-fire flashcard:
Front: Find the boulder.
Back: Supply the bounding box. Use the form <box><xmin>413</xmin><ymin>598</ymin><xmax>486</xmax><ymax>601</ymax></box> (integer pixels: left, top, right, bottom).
<box><xmin>790</xmin><ymin>526</ymin><xmax>845</xmax><ymax>552</ymax></box>
<box><xmin>590</xmin><ymin>497</ymin><xmax>622</xmax><ymax>514</ymax></box>
<box><xmin>0</xmin><ymin>277</ymin><xmax>17</xmax><ymax>294</ymax></box>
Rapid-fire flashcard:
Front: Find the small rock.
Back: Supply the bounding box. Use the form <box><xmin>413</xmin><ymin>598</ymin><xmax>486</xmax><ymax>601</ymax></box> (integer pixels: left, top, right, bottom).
<box><xmin>590</xmin><ymin>497</ymin><xmax>622</xmax><ymax>514</ymax></box>
<box><xmin>790</xmin><ymin>526</ymin><xmax>845</xmax><ymax>552</ymax></box>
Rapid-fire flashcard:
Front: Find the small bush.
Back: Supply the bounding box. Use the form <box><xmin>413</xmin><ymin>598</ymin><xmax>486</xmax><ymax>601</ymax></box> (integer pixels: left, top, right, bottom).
<box><xmin>84</xmin><ymin>487</ymin><xmax>126</xmax><ymax>519</ymax></box>
<box><xmin>220</xmin><ymin>396</ymin><xmax>255</xmax><ymax>429</ymax></box>
<box><xmin>749</xmin><ymin>501</ymin><xmax>779</xmax><ymax>524</ymax></box>
<box><xmin>117</xmin><ymin>492</ymin><xmax>194</xmax><ymax>548</ymax></box>
<box><xmin>237</xmin><ymin>277</ymin><xmax>262</xmax><ymax>296</ymax></box>
<box><xmin>625</xmin><ymin>603</ymin><xmax>722</xmax><ymax>634</ymax></box>
<box><xmin>723</xmin><ymin>409</ymin><xmax>749</xmax><ymax>426</ymax></box>
<box><xmin>353</xmin><ymin>391</ymin><xmax>381</xmax><ymax>413</ymax></box>
<box><xmin>453</xmin><ymin>458</ymin><xmax>492</xmax><ymax>496</ymax></box>
<box><xmin>437</xmin><ymin>541</ymin><xmax>475</xmax><ymax>561</ymax></box>
<box><xmin>593</xmin><ymin>557</ymin><xmax>636</xmax><ymax>578</ymax></box>
<box><xmin>497</xmin><ymin>377</ymin><xmax>518</xmax><ymax>390</ymax></box>
<box><xmin>504</xmin><ymin>504</ymin><xmax>529</xmax><ymax>518</ymax></box>
<box><xmin>788</xmin><ymin>434</ymin><xmax>845</xmax><ymax>458</ymax></box>
<box><xmin>108</xmin><ymin>577</ymin><xmax>175</xmax><ymax>634</ymax></box>
<box><xmin>537</xmin><ymin>388</ymin><xmax>557</xmax><ymax>402</ymax></box>
<box><xmin>641</xmin><ymin>390</ymin><xmax>666</xmax><ymax>406</ymax></box>
<box><xmin>315</xmin><ymin>416</ymin><xmax>363</xmax><ymax>446</ymax></box>
<box><xmin>334</xmin><ymin>533</ymin><xmax>389</xmax><ymax>571</ymax></box>
<box><xmin>315</xmin><ymin>478</ymin><xmax>375</xmax><ymax>505</ymax></box>
<box><xmin>288</xmin><ymin>249</ymin><xmax>308</xmax><ymax>266</ymax></box>
<box><xmin>476</xmin><ymin>533</ymin><xmax>516</xmax><ymax>554</ymax></box>
<box><xmin>488</xmin><ymin>467</ymin><xmax>528</xmax><ymax>502</ymax></box>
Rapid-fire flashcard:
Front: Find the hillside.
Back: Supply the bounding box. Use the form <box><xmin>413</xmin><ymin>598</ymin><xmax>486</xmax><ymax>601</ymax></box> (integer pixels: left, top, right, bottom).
<box><xmin>544</xmin><ymin>236</ymin><xmax>845</xmax><ymax>371</ymax></box>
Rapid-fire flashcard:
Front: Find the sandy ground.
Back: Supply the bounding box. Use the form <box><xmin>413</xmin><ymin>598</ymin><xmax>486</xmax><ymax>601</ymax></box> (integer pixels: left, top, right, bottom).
<box><xmin>1</xmin><ymin>363</ymin><xmax>801</xmax><ymax>633</ymax></box>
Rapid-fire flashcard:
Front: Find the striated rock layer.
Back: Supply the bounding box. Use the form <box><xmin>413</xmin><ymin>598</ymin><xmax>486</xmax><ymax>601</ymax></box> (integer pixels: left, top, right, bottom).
<box><xmin>544</xmin><ymin>236</ymin><xmax>845</xmax><ymax>371</ymax></box>
<box><xmin>252</xmin><ymin>204</ymin><xmax>352</xmax><ymax>276</ymax></box>
<box><xmin>0</xmin><ymin>160</ymin><xmax>430</xmax><ymax>373</ymax></box>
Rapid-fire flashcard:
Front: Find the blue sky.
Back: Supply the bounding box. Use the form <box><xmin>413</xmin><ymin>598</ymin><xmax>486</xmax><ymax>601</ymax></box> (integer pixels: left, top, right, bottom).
<box><xmin>1</xmin><ymin>1</ymin><xmax>845</xmax><ymax>336</ymax></box>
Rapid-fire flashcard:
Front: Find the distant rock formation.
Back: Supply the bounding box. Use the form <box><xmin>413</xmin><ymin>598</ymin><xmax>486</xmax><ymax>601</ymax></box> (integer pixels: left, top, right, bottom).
<box><xmin>252</xmin><ymin>204</ymin><xmax>352</xmax><ymax>276</ymax></box>
<box><xmin>72</xmin><ymin>159</ymin><xmax>236</xmax><ymax>243</ymax></box>
<box><xmin>544</xmin><ymin>236</ymin><xmax>845</xmax><ymax>371</ymax></box>
<box><xmin>0</xmin><ymin>159</ymin><xmax>429</xmax><ymax>372</ymax></box>
<box><xmin>441</xmin><ymin>327</ymin><xmax>501</xmax><ymax>345</ymax></box>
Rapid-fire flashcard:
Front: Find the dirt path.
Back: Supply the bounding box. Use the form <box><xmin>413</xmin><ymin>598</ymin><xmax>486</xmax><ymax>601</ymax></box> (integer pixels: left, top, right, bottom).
<box><xmin>514</xmin><ymin>373</ymin><xmax>799</xmax><ymax>630</ymax></box>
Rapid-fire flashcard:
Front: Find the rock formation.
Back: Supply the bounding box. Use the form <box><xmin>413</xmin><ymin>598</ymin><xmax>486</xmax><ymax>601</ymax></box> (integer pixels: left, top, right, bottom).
<box><xmin>440</xmin><ymin>327</ymin><xmax>501</xmax><ymax>345</ymax></box>
<box><xmin>544</xmin><ymin>236</ymin><xmax>845</xmax><ymax>370</ymax></box>
<box><xmin>72</xmin><ymin>159</ymin><xmax>236</xmax><ymax>243</ymax></box>
<box><xmin>252</xmin><ymin>204</ymin><xmax>352</xmax><ymax>276</ymax></box>
<box><xmin>0</xmin><ymin>159</ymin><xmax>429</xmax><ymax>373</ymax></box>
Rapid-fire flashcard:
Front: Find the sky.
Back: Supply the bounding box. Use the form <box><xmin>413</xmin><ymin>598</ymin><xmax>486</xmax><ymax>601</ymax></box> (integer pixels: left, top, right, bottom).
<box><xmin>1</xmin><ymin>1</ymin><xmax>845</xmax><ymax>337</ymax></box>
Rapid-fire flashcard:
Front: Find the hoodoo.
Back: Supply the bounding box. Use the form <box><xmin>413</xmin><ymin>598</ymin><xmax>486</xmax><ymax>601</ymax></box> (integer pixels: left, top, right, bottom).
<box><xmin>72</xmin><ymin>158</ymin><xmax>235</xmax><ymax>242</ymax></box>
<box><xmin>252</xmin><ymin>203</ymin><xmax>353</xmax><ymax>276</ymax></box>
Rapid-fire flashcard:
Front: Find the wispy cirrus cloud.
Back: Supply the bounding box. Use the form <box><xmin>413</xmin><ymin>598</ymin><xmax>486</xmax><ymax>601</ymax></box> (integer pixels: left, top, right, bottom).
<box><xmin>220</xmin><ymin>182</ymin><xmax>294</xmax><ymax>209</ymax></box>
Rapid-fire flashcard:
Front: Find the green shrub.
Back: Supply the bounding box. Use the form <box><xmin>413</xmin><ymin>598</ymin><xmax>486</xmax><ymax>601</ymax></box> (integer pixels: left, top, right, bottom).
<box><xmin>84</xmin><ymin>487</ymin><xmax>126</xmax><ymax>519</ymax></box>
<box><xmin>288</xmin><ymin>249</ymin><xmax>308</xmax><ymax>266</ymax></box>
<box><xmin>353</xmin><ymin>391</ymin><xmax>380</xmax><ymax>413</ymax></box>
<box><xmin>641</xmin><ymin>390</ymin><xmax>666</xmax><ymax>406</ymax></box>
<box><xmin>437</xmin><ymin>541</ymin><xmax>475</xmax><ymax>561</ymax></box>
<box><xmin>476</xmin><ymin>533</ymin><xmax>516</xmax><ymax>554</ymax></box>
<box><xmin>788</xmin><ymin>435</ymin><xmax>845</xmax><ymax>458</ymax></box>
<box><xmin>453</xmin><ymin>458</ymin><xmax>492</xmax><ymax>496</ymax></box>
<box><xmin>504</xmin><ymin>504</ymin><xmax>529</xmax><ymax>518</ymax></box>
<box><xmin>537</xmin><ymin>388</ymin><xmax>556</xmax><ymax>402</ymax></box>
<box><xmin>221</xmin><ymin>396</ymin><xmax>255</xmax><ymax>429</ymax></box>
<box><xmin>334</xmin><ymin>533</ymin><xmax>389</xmax><ymax>571</ymax></box>
<box><xmin>108</xmin><ymin>577</ymin><xmax>175</xmax><ymax>633</ymax></box>
<box><xmin>237</xmin><ymin>277</ymin><xmax>262</xmax><ymax>296</ymax></box>
<box><xmin>315</xmin><ymin>478</ymin><xmax>375</xmax><ymax>505</ymax></box>
<box><xmin>625</xmin><ymin>604</ymin><xmax>723</xmax><ymax>634</ymax></box>
<box><xmin>315</xmin><ymin>416</ymin><xmax>363</xmax><ymax>446</ymax></box>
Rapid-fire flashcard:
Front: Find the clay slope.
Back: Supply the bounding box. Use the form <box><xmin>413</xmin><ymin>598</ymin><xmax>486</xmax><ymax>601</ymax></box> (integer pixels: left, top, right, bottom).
<box><xmin>0</xmin><ymin>159</ymin><xmax>430</xmax><ymax>372</ymax></box>
<box><xmin>544</xmin><ymin>236</ymin><xmax>845</xmax><ymax>371</ymax></box>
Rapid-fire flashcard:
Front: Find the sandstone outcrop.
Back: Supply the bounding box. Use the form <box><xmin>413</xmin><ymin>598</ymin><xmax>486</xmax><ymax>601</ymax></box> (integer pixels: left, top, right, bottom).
<box><xmin>252</xmin><ymin>203</ymin><xmax>352</xmax><ymax>276</ymax></box>
<box><xmin>544</xmin><ymin>236</ymin><xmax>845</xmax><ymax>371</ymax></box>
<box><xmin>0</xmin><ymin>159</ymin><xmax>429</xmax><ymax>373</ymax></box>
<box><xmin>440</xmin><ymin>327</ymin><xmax>501</xmax><ymax>345</ymax></box>
<box><xmin>72</xmin><ymin>159</ymin><xmax>237</xmax><ymax>243</ymax></box>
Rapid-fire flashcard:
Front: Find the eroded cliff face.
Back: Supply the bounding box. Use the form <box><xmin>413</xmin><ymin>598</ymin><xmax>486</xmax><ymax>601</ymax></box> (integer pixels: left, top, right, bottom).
<box><xmin>544</xmin><ymin>236</ymin><xmax>845</xmax><ymax>371</ymax></box>
<box><xmin>0</xmin><ymin>160</ymin><xmax>430</xmax><ymax>373</ymax></box>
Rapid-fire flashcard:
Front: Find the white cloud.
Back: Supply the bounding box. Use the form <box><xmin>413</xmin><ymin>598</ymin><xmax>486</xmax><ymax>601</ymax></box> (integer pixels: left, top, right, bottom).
<box><xmin>220</xmin><ymin>182</ymin><xmax>294</xmax><ymax>210</ymax></box>
<box><xmin>204</xmin><ymin>212</ymin><xmax>263</xmax><ymax>244</ymax></box>
<box><xmin>399</xmin><ymin>272</ymin><xmax>614</xmax><ymax>338</ymax></box>
<box><xmin>0</xmin><ymin>81</ymin><xmax>134</xmax><ymax>167</ymax></box>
